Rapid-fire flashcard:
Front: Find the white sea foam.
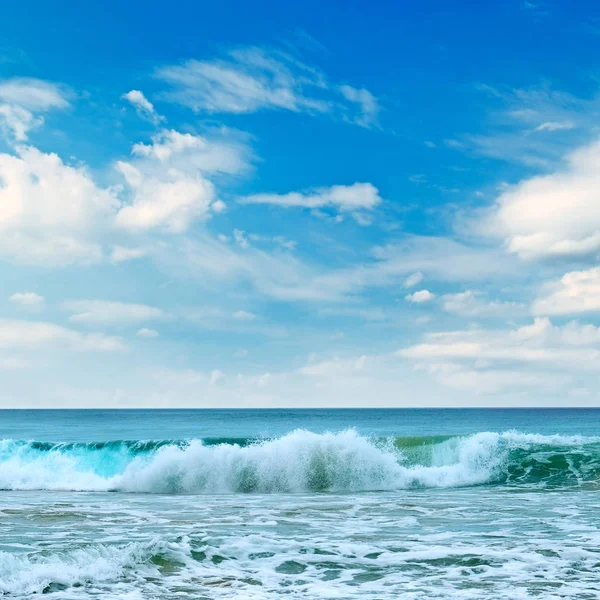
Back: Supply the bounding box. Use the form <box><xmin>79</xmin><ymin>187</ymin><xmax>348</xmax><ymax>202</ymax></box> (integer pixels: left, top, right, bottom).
<box><xmin>0</xmin><ymin>539</ymin><xmax>185</xmax><ymax>596</ymax></box>
<box><xmin>0</xmin><ymin>430</ymin><xmax>597</xmax><ymax>493</ymax></box>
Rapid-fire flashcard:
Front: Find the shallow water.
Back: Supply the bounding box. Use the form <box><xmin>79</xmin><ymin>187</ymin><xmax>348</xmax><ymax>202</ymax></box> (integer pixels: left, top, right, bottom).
<box><xmin>1</xmin><ymin>409</ymin><xmax>600</xmax><ymax>599</ymax></box>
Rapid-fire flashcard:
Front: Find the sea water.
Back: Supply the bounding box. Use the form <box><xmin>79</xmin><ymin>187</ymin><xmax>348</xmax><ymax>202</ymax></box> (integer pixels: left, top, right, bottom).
<box><xmin>1</xmin><ymin>409</ymin><xmax>600</xmax><ymax>598</ymax></box>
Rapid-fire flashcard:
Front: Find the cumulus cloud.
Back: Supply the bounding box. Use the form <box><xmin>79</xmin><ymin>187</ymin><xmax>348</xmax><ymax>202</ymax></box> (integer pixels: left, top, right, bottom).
<box><xmin>131</xmin><ymin>129</ymin><xmax>251</xmax><ymax>176</ymax></box>
<box><xmin>480</xmin><ymin>139</ymin><xmax>600</xmax><ymax>260</ymax></box>
<box><xmin>0</xmin><ymin>319</ymin><xmax>124</xmax><ymax>352</ymax></box>
<box><xmin>63</xmin><ymin>300</ymin><xmax>165</xmax><ymax>325</ymax></box>
<box><xmin>405</xmin><ymin>289</ymin><xmax>435</xmax><ymax>303</ymax></box>
<box><xmin>533</xmin><ymin>267</ymin><xmax>600</xmax><ymax>315</ymax></box>
<box><xmin>115</xmin><ymin>160</ymin><xmax>217</xmax><ymax>232</ymax></box>
<box><xmin>0</xmin><ymin>146</ymin><xmax>118</xmax><ymax>265</ymax></box>
<box><xmin>9</xmin><ymin>292</ymin><xmax>45</xmax><ymax>312</ymax></box>
<box><xmin>115</xmin><ymin>129</ymin><xmax>251</xmax><ymax>233</ymax></box>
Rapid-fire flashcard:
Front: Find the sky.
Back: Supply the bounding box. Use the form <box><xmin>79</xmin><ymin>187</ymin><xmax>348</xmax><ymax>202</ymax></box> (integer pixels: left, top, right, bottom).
<box><xmin>1</xmin><ymin>1</ymin><xmax>600</xmax><ymax>407</ymax></box>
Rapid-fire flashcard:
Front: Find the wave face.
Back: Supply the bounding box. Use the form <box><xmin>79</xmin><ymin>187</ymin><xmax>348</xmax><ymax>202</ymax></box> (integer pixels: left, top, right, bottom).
<box><xmin>1</xmin><ymin>430</ymin><xmax>599</xmax><ymax>493</ymax></box>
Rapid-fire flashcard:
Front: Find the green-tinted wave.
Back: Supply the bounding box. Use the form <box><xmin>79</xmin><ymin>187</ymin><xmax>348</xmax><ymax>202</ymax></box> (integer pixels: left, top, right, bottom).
<box><xmin>1</xmin><ymin>430</ymin><xmax>599</xmax><ymax>493</ymax></box>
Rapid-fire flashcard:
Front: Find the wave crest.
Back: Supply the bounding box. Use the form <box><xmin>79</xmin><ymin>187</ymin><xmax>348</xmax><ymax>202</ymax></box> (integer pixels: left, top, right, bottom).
<box><xmin>1</xmin><ymin>430</ymin><xmax>598</xmax><ymax>493</ymax></box>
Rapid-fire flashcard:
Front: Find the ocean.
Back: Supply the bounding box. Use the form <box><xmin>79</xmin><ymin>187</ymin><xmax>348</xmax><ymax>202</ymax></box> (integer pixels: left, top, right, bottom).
<box><xmin>1</xmin><ymin>408</ymin><xmax>600</xmax><ymax>599</ymax></box>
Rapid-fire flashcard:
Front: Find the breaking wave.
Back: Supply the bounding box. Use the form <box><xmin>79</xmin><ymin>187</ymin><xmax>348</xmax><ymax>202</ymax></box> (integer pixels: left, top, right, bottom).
<box><xmin>0</xmin><ymin>538</ymin><xmax>194</xmax><ymax>596</ymax></box>
<box><xmin>1</xmin><ymin>430</ymin><xmax>599</xmax><ymax>493</ymax></box>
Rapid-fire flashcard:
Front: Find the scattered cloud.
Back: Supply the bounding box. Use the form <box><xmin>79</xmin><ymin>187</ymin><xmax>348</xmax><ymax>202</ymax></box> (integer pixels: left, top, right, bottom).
<box><xmin>114</xmin><ymin>128</ymin><xmax>251</xmax><ymax>233</ymax></box>
<box><xmin>403</xmin><ymin>271</ymin><xmax>423</xmax><ymax>288</ymax></box>
<box><xmin>9</xmin><ymin>292</ymin><xmax>45</xmax><ymax>312</ymax></box>
<box><xmin>137</xmin><ymin>327</ymin><xmax>159</xmax><ymax>338</ymax></box>
<box><xmin>233</xmin><ymin>310</ymin><xmax>256</xmax><ymax>320</ymax></box>
<box><xmin>405</xmin><ymin>289</ymin><xmax>435</xmax><ymax>303</ymax></box>
<box><xmin>479</xmin><ymin>138</ymin><xmax>600</xmax><ymax>259</ymax></box>
<box><xmin>0</xmin><ymin>145</ymin><xmax>118</xmax><ymax>265</ymax></box>
<box><xmin>155</xmin><ymin>46</ymin><xmax>378</xmax><ymax>127</ymax></box>
<box><xmin>122</xmin><ymin>89</ymin><xmax>163</xmax><ymax>124</ymax></box>
<box><xmin>0</xmin><ymin>319</ymin><xmax>125</xmax><ymax>351</ymax></box>
<box><xmin>534</xmin><ymin>121</ymin><xmax>575</xmax><ymax>132</ymax></box>
<box><xmin>109</xmin><ymin>246</ymin><xmax>148</xmax><ymax>264</ymax></box>
<box><xmin>453</xmin><ymin>83</ymin><xmax>595</xmax><ymax>167</ymax></box>
<box><xmin>115</xmin><ymin>160</ymin><xmax>217</xmax><ymax>232</ymax></box>
<box><xmin>240</xmin><ymin>182</ymin><xmax>382</xmax><ymax>222</ymax></box>
<box><xmin>400</xmin><ymin>318</ymin><xmax>600</xmax><ymax>365</ymax></box>
<box><xmin>533</xmin><ymin>267</ymin><xmax>600</xmax><ymax>315</ymax></box>
<box><xmin>398</xmin><ymin>317</ymin><xmax>600</xmax><ymax>394</ymax></box>
<box><xmin>130</xmin><ymin>128</ymin><xmax>251</xmax><ymax>176</ymax></box>
<box><xmin>63</xmin><ymin>300</ymin><xmax>165</xmax><ymax>325</ymax></box>
<box><xmin>339</xmin><ymin>84</ymin><xmax>380</xmax><ymax>127</ymax></box>
<box><xmin>442</xmin><ymin>290</ymin><xmax>524</xmax><ymax>318</ymax></box>
<box><xmin>0</xmin><ymin>77</ymin><xmax>70</xmax><ymax>141</ymax></box>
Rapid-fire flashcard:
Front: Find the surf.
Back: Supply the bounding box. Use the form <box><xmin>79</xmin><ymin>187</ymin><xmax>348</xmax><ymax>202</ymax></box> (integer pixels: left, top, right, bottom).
<box><xmin>1</xmin><ymin>429</ymin><xmax>599</xmax><ymax>493</ymax></box>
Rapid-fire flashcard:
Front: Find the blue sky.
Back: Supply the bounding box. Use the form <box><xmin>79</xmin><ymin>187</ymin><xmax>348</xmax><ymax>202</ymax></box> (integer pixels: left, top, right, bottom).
<box><xmin>2</xmin><ymin>1</ymin><xmax>600</xmax><ymax>407</ymax></box>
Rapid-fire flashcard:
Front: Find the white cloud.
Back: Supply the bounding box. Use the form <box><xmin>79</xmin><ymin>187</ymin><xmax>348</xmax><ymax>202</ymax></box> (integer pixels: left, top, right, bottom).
<box><xmin>156</xmin><ymin>47</ymin><xmax>329</xmax><ymax>115</ymax></box>
<box><xmin>240</xmin><ymin>182</ymin><xmax>382</xmax><ymax>220</ymax></box>
<box><xmin>63</xmin><ymin>300</ymin><xmax>164</xmax><ymax>325</ymax></box>
<box><xmin>156</xmin><ymin>47</ymin><xmax>377</xmax><ymax>127</ymax></box>
<box><xmin>9</xmin><ymin>292</ymin><xmax>45</xmax><ymax>312</ymax></box>
<box><xmin>399</xmin><ymin>317</ymin><xmax>600</xmax><ymax>366</ymax></box>
<box><xmin>403</xmin><ymin>271</ymin><xmax>423</xmax><ymax>288</ymax></box>
<box><xmin>534</xmin><ymin>121</ymin><xmax>575</xmax><ymax>132</ymax></box>
<box><xmin>109</xmin><ymin>246</ymin><xmax>148</xmax><ymax>264</ymax></box>
<box><xmin>233</xmin><ymin>310</ymin><xmax>256</xmax><ymax>320</ymax></box>
<box><xmin>0</xmin><ymin>319</ymin><xmax>124</xmax><ymax>352</ymax></box>
<box><xmin>405</xmin><ymin>289</ymin><xmax>435</xmax><ymax>303</ymax></box>
<box><xmin>115</xmin><ymin>129</ymin><xmax>249</xmax><ymax>233</ymax></box>
<box><xmin>131</xmin><ymin>129</ymin><xmax>250</xmax><ymax>176</ymax></box>
<box><xmin>299</xmin><ymin>355</ymin><xmax>368</xmax><ymax>377</ymax></box>
<box><xmin>0</xmin><ymin>78</ymin><xmax>69</xmax><ymax>141</ymax></box>
<box><xmin>137</xmin><ymin>328</ymin><xmax>159</xmax><ymax>338</ymax></box>
<box><xmin>0</xmin><ymin>78</ymin><xmax>69</xmax><ymax>111</ymax></box>
<box><xmin>0</xmin><ymin>105</ymin><xmax>42</xmax><ymax>142</ymax></box>
<box><xmin>171</xmin><ymin>234</ymin><xmax>517</xmax><ymax>306</ymax></box>
<box><xmin>442</xmin><ymin>290</ymin><xmax>524</xmax><ymax>318</ymax></box>
<box><xmin>0</xmin><ymin>146</ymin><xmax>118</xmax><ymax>265</ymax></box>
<box><xmin>122</xmin><ymin>90</ymin><xmax>162</xmax><ymax>124</ymax></box>
<box><xmin>339</xmin><ymin>85</ymin><xmax>380</xmax><ymax>128</ymax></box>
<box><xmin>115</xmin><ymin>160</ymin><xmax>217</xmax><ymax>232</ymax></box>
<box><xmin>533</xmin><ymin>267</ymin><xmax>600</xmax><ymax>315</ymax></box>
<box><xmin>397</xmin><ymin>317</ymin><xmax>600</xmax><ymax>394</ymax></box>
<box><xmin>480</xmin><ymin>138</ymin><xmax>600</xmax><ymax>259</ymax></box>
<box><xmin>455</xmin><ymin>83</ymin><xmax>591</xmax><ymax>168</ymax></box>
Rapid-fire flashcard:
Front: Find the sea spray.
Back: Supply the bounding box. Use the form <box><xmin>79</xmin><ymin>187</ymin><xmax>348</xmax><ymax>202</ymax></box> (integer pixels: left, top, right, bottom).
<box><xmin>1</xmin><ymin>430</ymin><xmax>599</xmax><ymax>493</ymax></box>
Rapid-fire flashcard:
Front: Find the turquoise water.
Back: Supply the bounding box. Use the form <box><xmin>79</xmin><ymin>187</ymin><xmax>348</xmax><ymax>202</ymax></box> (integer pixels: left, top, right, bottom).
<box><xmin>1</xmin><ymin>409</ymin><xmax>600</xmax><ymax>598</ymax></box>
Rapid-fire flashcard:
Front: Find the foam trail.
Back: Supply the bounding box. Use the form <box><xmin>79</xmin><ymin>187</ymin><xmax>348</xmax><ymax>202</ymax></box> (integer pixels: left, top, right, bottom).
<box><xmin>0</xmin><ymin>430</ymin><xmax>599</xmax><ymax>493</ymax></box>
<box><xmin>0</xmin><ymin>539</ymin><xmax>192</xmax><ymax>596</ymax></box>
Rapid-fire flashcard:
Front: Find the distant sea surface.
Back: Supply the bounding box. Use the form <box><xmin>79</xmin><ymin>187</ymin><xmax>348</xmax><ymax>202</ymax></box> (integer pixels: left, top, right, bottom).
<box><xmin>1</xmin><ymin>408</ymin><xmax>600</xmax><ymax>598</ymax></box>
